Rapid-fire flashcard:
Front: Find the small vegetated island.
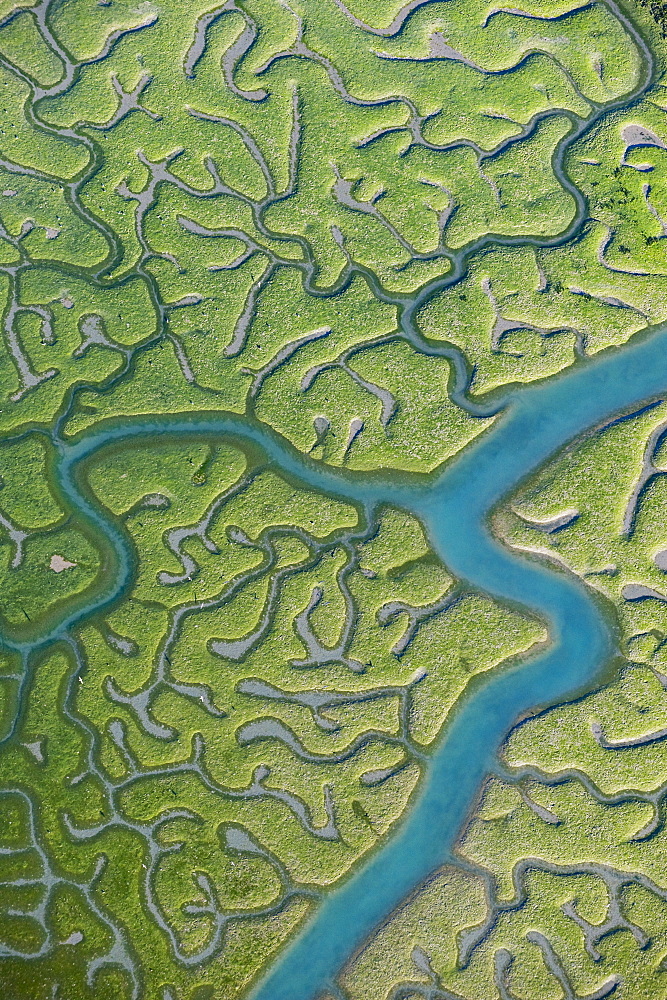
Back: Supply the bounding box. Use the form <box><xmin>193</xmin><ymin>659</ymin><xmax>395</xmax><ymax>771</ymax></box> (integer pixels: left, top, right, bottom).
<box><xmin>3</xmin><ymin>0</ymin><xmax>667</xmax><ymax>998</ymax></box>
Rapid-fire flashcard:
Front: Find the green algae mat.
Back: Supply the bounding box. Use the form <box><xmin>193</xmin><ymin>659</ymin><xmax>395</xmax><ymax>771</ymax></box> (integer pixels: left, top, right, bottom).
<box><xmin>4</xmin><ymin>0</ymin><xmax>667</xmax><ymax>998</ymax></box>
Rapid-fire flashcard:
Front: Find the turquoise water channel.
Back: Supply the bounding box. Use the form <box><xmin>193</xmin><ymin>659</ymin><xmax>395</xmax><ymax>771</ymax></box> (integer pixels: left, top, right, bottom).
<box><xmin>3</xmin><ymin>318</ymin><xmax>666</xmax><ymax>998</ymax></box>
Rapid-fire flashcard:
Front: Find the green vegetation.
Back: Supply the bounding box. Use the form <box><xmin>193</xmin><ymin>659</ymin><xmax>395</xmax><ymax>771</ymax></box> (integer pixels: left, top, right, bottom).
<box><xmin>0</xmin><ymin>450</ymin><xmax>543</xmax><ymax>997</ymax></box>
<box><xmin>337</xmin><ymin>346</ymin><xmax>667</xmax><ymax>996</ymax></box>
<box><xmin>1</xmin><ymin>0</ymin><xmax>667</xmax><ymax>997</ymax></box>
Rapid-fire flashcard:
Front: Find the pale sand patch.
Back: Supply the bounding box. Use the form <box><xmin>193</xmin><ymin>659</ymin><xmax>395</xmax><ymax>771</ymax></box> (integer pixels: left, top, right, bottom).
<box><xmin>61</xmin><ymin>931</ymin><xmax>84</xmax><ymax>946</ymax></box>
<box><xmin>21</xmin><ymin>739</ymin><xmax>45</xmax><ymax>763</ymax></box>
<box><xmin>50</xmin><ymin>554</ymin><xmax>77</xmax><ymax>572</ymax></box>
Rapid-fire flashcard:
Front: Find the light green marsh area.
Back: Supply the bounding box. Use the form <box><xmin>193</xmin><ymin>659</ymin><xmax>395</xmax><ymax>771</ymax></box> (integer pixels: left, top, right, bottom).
<box><xmin>1</xmin><ymin>0</ymin><xmax>667</xmax><ymax>997</ymax></box>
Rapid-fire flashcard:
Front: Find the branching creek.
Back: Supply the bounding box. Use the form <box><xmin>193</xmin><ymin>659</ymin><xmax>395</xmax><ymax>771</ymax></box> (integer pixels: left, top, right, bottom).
<box><xmin>2</xmin><ymin>0</ymin><xmax>667</xmax><ymax>997</ymax></box>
